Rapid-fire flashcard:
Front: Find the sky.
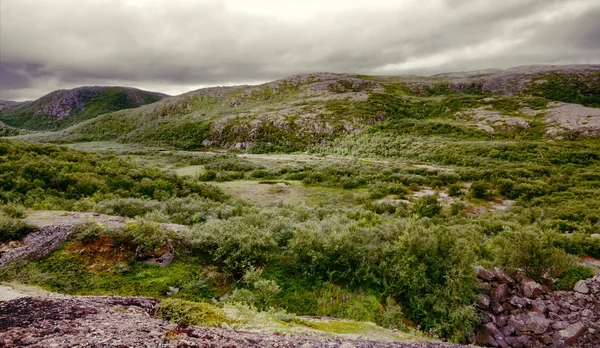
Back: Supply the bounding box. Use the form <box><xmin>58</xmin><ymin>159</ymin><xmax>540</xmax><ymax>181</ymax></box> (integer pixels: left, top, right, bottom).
<box><xmin>1</xmin><ymin>0</ymin><xmax>599</xmax><ymax>101</ymax></box>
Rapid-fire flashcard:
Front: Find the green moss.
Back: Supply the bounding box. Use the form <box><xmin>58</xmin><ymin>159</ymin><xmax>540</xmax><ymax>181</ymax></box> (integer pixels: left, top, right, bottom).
<box><xmin>158</xmin><ymin>299</ymin><xmax>230</xmax><ymax>326</ymax></box>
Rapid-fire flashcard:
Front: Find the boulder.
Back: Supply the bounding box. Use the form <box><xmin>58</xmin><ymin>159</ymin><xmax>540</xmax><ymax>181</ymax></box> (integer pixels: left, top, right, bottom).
<box><xmin>508</xmin><ymin>312</ymin><xmax>550</xmax><ymax>335</ymax></box>
<box><xmin>522</xmin><ymin>281</ymin><xmax>544</xmax><ymax>299</ymax></box>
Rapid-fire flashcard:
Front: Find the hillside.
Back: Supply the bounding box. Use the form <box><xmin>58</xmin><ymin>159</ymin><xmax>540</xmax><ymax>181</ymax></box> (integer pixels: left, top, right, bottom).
<box><xmin>13</xmin><ymin>64</ymin><xmax>600</xmax><ymax>150</ymax></box>
<box><xmin>0</xmin><ymin>86</ymin><xmax>167</xmax><ymax>131</ymax></box>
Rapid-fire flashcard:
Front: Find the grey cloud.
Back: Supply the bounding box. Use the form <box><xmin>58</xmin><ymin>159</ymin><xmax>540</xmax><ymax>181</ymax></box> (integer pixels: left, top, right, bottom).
<box><xmin>1</xmin><ymin>0</ymin><xmax>599</xmax><ymax>100</ymax></box>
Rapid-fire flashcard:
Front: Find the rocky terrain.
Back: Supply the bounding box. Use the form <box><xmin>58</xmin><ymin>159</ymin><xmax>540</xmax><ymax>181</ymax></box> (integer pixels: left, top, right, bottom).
<box><xmin>0</xmin><ymin>211</ymin><xmax>188</xmax><ymax>267</ymax></box>
<box><xmin>472</xmin><ymin>267</ymin><xmax>600</xmax><ymax>347</ymax></box>
<box><xmin>0</xmin><ymin>295</ymin><xmax>463</xmax><ymax>347</ymax></box>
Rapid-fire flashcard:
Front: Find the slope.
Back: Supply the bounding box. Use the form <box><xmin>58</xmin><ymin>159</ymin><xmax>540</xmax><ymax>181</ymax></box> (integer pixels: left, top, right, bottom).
<box><xmin>0</xmin><ymin>86</ymin><xmax>168</xmax><ymax>131</ymax></box>
<box><xmin>13</xmin><ymin>65</ymin><xmax>600</xmax><ymax>150</ymax></box>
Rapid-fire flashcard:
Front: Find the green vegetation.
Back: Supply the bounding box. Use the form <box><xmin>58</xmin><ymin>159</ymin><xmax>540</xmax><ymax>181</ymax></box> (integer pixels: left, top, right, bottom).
<box><xmin>0</xmin><ymin>87</ymin><xmax>164</xmax><ymax>131</ymax></box>
<box><xmin>1</xmin><ymin>69</ymin><xmax>600</xmax><ymax>343</ymax></box>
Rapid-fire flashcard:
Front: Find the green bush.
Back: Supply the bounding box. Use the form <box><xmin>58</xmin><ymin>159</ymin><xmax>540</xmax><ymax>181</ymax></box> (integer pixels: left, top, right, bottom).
<box><xmin>0</xmin><ymin>214</ymin><xmax>36</xmax><ymax>243</ymax></box>
<box><xmin>73</xmin><ymin>222</ymin><xmax>104</xmax><ymax>244</ymax></box>
<box><xmin>492</xmin><ymin>227</ymin><xmax>577</xmax><ymax>283</ymax></box>
<box><xmin>414</xmin><ymin>195</ymin><xmax>441</xmax><ymax>218</ymax></box>
<box><xmin>0</xmin><ymin>203</ymin><xmax>26</xmax><ymax>219</ymax></box>
<box><xmin>554</xmin><ymin>265</ymin><xmax>595</xmax><ymax>291</ymax></box>
<box><xmin>468</xmin><ymin>182</ymin><xmax>491</xmax><ymax>200</ymax></box>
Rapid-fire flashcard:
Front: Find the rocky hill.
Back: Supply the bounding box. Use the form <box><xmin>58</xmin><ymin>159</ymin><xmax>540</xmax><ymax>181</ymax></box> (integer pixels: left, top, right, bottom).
<box><xmin>0</xmin><ymin>86</ymin><xmax>167</xmax><ymax>131</ymax></box>
<box><xmin>11</xmin><ymin>64</ymin><xmax>600</xmax><ymax>150</ymax></box>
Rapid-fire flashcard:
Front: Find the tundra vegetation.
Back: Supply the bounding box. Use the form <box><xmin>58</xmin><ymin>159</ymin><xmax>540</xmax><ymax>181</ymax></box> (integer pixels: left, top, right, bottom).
<box><xmin>1</xmin><ymin>67</ymin><xmax>600</xmax><ymax>343</ymax></box>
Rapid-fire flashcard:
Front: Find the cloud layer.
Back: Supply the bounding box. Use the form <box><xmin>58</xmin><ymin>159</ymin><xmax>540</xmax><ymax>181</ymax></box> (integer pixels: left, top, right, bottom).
<box><xmin>1</xmin><ymin>0</ymin><xmax>599</xmax><ymax>100</ymax></box>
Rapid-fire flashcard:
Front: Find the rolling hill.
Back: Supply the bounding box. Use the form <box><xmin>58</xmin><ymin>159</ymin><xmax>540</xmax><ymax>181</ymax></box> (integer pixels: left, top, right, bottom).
<box><xmin>0</xmin><ymin>86</ymin><xmax>167</xmax><ymax>131</ymax></box>
<box><xmin>11</xmin><ymin>64</ymin><xmax>600</xmax><ymax>151</ymax></box>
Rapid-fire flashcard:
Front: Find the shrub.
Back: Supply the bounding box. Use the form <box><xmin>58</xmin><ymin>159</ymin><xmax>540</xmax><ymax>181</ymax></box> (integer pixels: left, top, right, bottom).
<box><xmin>0</xmin><ymin>214</ymin><xmax>36</xmax><ymax>243</ymax></box>
<box><xmin>492</xmin><ymin>227</ymin><xmax>577</xmax><ymax>283</ymax></box>
<box><xmin>73</xmin><ymin>222</ymin><xmax>104</xmax><ymax>244</ymax></box>
<box><xmin>199</xmin><ymin>170</ymin><xmax>217</xmax><ymax>182</ymax></box>
<box><xmin>0</xmin><ymin>203</ymin><xmax>26</xmax><ymax>219</ymax></box>
<box><xmin>447</xmin><ymin>184</ymin><xmax>462</xmax><ymax>197</ymax></box>
<box><xmin>554</xmin><ymin>265</ymin><xmax>595</xmax><ymax>291</ymax></box>
<box><xmin>414</xmin><ymin>195</ymin><xmax>441</xmax><ymax>218</ymax></box>
<box><xmin>468</xmin><ymin>182</ymin><xmax>491</xmax><ymax>200</ymax></box>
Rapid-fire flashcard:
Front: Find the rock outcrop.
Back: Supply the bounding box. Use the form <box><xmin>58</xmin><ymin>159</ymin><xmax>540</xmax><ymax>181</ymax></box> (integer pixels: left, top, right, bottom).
<box><xmin>472</xmin><ymin>267</ymin><xmax>600</xmax><ymax>347</ymax></box>
<box><xmin>0</xmin><ymin>296</ymin><xmax>463</xmax><ymax>347</ymax></box>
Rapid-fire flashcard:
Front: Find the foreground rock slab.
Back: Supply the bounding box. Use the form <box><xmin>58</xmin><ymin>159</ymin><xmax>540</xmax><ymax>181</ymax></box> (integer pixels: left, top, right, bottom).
<box><xmin>0</xmin><ymin>296</ymin><xmax>463</xmax><ymax>347</ymax></box>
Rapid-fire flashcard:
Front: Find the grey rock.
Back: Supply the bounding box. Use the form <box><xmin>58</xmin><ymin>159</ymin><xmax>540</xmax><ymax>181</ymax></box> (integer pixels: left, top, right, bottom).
<box><xmin>573</xmin><ymin>280</ymin><xmax>589</xmax><ymax>294</ymax></box>
<box><xmin>0</xmin><ymin>225</ymin><xmax>74</xmax><ymax>267</ymax></box>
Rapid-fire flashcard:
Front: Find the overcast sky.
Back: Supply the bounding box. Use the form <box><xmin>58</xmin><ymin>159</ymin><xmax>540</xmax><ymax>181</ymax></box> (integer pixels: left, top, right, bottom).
<box><xmin>1</xmin><ymin>0</ymin><xmax>599</xmax><ymax>101</ymax></box>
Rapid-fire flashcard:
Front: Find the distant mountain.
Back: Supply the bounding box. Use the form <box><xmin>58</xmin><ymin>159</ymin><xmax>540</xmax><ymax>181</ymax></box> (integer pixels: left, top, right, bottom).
<box><xmin>0</xmin><ymin>87</ymin><xmax>168</xmax><ymax>131</ymax></box>
<box><xmin>13</xmin><ymin>64</ymin><xmax>600</xmax><ymax>149</ymax></box>
<box><xmin>0</xmin><ymin>100</ymin><xmax>22</xmax><ymax>111</ymax></box>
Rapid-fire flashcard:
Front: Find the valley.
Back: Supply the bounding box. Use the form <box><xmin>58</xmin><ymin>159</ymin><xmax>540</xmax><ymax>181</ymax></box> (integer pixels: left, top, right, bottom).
<box><xmin>1</xmin><ymin>65</ymin><xmax>600</xmax><ymax>347</ymax></box>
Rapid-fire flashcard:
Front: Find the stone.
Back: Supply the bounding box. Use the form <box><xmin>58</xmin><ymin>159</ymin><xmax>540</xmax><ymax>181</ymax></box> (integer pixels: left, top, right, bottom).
<box><xmin>516</xmin><ymin>335</ymin><xmax>531</xmax><ymax>346</ymax></box>
<box><xmin>502</xmin><ymin>302</ymin><xmax>514</xmax><ymax>312</ymax></box>
<box><xmin>552</xmin><ymin>321</ymin><xmax>569</xmax><ymax>330</ymax></box>
<box><xmin>492</xmin><ymin>302</ymin><xmax>504</xmax><ymax>314</ymax></box>
<box><xmin>546</xmin><ymin>303</ymin><xmax>560</xmax><ymax>313</ymax></box>
<box><xmin>522</xmin><ymin>281</ymin><xmax>544</xmax><ymax>299</ymax></box>
<box><xmin>476</xmin><ymin>323</ymin><xmax>501</xmax><ymax>346</ymax></box>
<box><xmin>494</xmin><ymin>334</ymin><xmax>510</xmax><ymax>348</ymax></box>
<box><xmin>581</xmin><ymin>308</ymin><xmax>593</xmax><ymax>317</ymax></box>
<box><xmin>496</xmin><ymin>315</ymin><xmax>507</xmax><ymax>328</ymax></box>
<box><xmin>531</xmin><ymin>299</ymin><xmax>546</xmax><ymax>313</ymax></box>
<box><xmin>508</xmin><ymin>312</ymin><xmax>550</xmax><ymax>335</ymax></box>
<box><xmin>502</xmin><ymin>325</ymin><xmax>515</xmax><ymax>336</ymax></box>
<box><xmin>558</xmin><ymin>321</ymin><xmax>586</xmax><ymax>345</ymax></box>
<box><xmin>493</xmin><ymin>267</ymin><xmax>515</xmax><ymax>284</ymax></box>
<box><xmin>504</xmin><ymin>336</ymin><xmax>521</xmax><ymax>348</ymax></box>
<box><xmin>509</xmin><ymin>295</ymin><xmax>528</xmax><ymax>308</ymax></box>
<box><xmin>477</xmin><ymin>294</ymin><xmax>491</xmax><ymax>309</ymax></box>
<box><xmin>492</xmin><ymin>284</ymin><xmax>511</xmax><ymax>303</ymax></box>
<box><xmin>573</xmin><ymin>280</ymin><xmax>589</xmax><ymax>294</ymax></box>
<box><xmin>476</xmin><ymin>266</ymin><xmax>496</xmax><ymax>281</ymax></box>
<box><xmin>157</xmin><ymin>252</ymin><xmax>174</xmax><ymax>267</ymax></box>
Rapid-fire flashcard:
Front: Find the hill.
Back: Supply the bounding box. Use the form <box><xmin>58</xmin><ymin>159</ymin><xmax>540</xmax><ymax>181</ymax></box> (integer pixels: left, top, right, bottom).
<box><xmin>14</xmin><ymin>64</ymin><xmax>600</xmax><ymax>150</ymax></box>
<box><xmin>0</xmin><ymin>86</ymin><xmax>167</xmax><ymax>131</ymax></box>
